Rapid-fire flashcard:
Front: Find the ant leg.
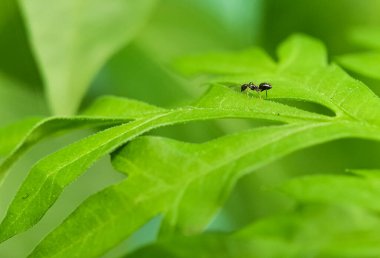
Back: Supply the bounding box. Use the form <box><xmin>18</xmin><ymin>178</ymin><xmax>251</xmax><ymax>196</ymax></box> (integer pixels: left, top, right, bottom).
<box><xmin>243</xmin><ymin>88</ymin><xmax>250</xmax><ymax>97</ymax></box>
<box><xmin>265</xmin><ymin>90</ymin><xmax>268</xmax><ymax>99</ymax></box>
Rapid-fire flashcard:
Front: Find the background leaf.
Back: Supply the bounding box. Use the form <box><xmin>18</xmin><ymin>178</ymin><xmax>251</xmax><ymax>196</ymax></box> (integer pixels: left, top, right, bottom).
<box><xmin>0</xmin><ymin>73</ymin><xmax>47</xmax><ymax>125</ymax></box>
<box><xmin>282</xmin><ymin>171</ymin><xmax>380</xmax><ymax>212</ymax></box>
<box><xmin>349</xmin><ymin>27</ymin><xmax>380</xmax><ymax>49</ymax></box>
<box><xmin>0</xmin><ymin>1</ymin><xmax>42</xmax><ymax>87</ymax></box>
<box><xmin>260</xmin><ymin>0</ymin><xmax>380</xmax><ymax>55</ymax></box>
<box><xmin>338</xmin><ymin>52</ymin><xmax>380</xmax><ymax>80</ymax></box>
<box><xmin>124</xmin><ymin>170</ymin><xmax>380</xmax><ymax>258</ymax></box>
<box><xmin>19</xmin><ymin>0</ymin><xmax>157</xmax><ymax>115</ymax></box>
<box><xmin>125</xmin><ymin>204</ymin><xmax>380</xmax><ymax>258</ymax></box>
<box><xmin>337</xmin><ymin>27</ymin><xmax>380</xmax><ymax>82</ymax></box>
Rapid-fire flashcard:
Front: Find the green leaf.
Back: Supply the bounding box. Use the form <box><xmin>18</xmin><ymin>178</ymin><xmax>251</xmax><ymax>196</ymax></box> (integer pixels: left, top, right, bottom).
<box><xmin>349</xmin><ymin>27</ymin><xmax>380</xmax><ymax>50</ymax></box>
<box><xmin>0</xmin><ymin>73</ymin><xmax>47</xmax><ymax>124</ymax></box>
<box><xmin>0</xmin><ymin>117</ymin><xmax>42</xmax><ymax>159</ymax></box>
<box><xmin>177</xmin><ymin>34</ymin><xmax>380</xmax><ymax>125</ymax></box>
<box><xmin>125</xmin><ymin>232</ymin><xmax>240</xmax><ymax>258</ymax></box>
<box><xmin>0</xmin><ymin>0</ymin><xmax>16</xmax><ymax>32</ymax></box>
<box><xmin>19</xmin><ymin>0</ymin><xmax>157</xmax><ymax>115</ymax></box>
<box><xmin>0</xmin><ymin>1</ymin><xmax>42</xmax><ymax>86</ymax></box>
<box><xmin>281</xmin><ymin>172</ymin><xmax>380</xmax><ymax>212</ymax></box>
<box><xmin>0</xmin><ymin>85</ymin><xmax>323</xmax><ymax>244</ymax></box>
<box><xmin>348</xmin><ymin>169</ymin><xmax>380</xmax><ymax>180</ymax></box>
<box><xmin>80</xmin><ymin>95</ymin><xmax>167</xmax><ymax>118</ymax></box>
<box><xmin>337</xmin><ymin>27</ymin><xmax>380</xmax><ymax>81</ymax></box>
<box><xmin>125</xmin><ymin>205</ymin><xmax>380</xmax><ymax>258</ymax></box>
<box><xmin>338</xmin><ymin>52</ymin><xmax>380</xmax><ymax>80</ymax></box>
<box><xmin>277</xmin><ymin>33</ymin><xmax>327</xmax><ymax>71</ymax></box>
<box><xmin>113</xmin><ymin>123</ymin><xmax>380</xmax><ymax>238</ymax></box>
<box><xmin>27</xmin><ymin>120</ymin><xmax>380</xmax><ymax>257</ymax></box>
<box><xmin>125</xmin><ymin>170</ymin><xmax>380</xmax><ymax>258</ymax></box>
<box><xmin>0</xmin><ymin>96</ymin><xmax>164</xmax><ymax>183</ymax></box>
<box><xmin>3</xmin><ymin>35</ymin><xmax>380</xmax><ymax>257</ymax></box>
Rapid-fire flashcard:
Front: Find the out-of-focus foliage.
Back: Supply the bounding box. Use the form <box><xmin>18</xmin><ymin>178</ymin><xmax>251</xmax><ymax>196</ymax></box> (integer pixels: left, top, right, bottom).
<box><xmin>0</xmin><ymin>1</ymin><xmax>42</xmax><ymax>88</ymax></box>
<box><xmin>338</xmin><ymin>27</ymin><xmax>380</xmax><ymax>81</ymax></box>
<box><xmin>260</xmin><ymin>0</ymin><xmax>380</xmax><ymax>55</ymax></box>
<box><xmin>19</xmin><ymin>0</ymin><xmax>157</xmax><ymax>115</ymax></box>
<box><xmin>0</xmin><ymin>74</ymin><xmax>46</xmax><ymax>125</ymax></box>
<box><xmin>127</xmin><ymin>172</ymin><xmax>380</xmax><ymax>258</ymax></box>
<box><xmin>1</xmin><ymin>1</ymin><xmax>380</xmax><ymax>258</ymax></box>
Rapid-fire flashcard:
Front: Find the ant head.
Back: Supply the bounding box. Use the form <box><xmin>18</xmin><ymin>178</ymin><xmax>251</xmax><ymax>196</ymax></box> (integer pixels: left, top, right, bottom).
<box><xmin>241</xmin><ymin>84</ymin><xmax>248</xmax><ymax>92</ymax></box>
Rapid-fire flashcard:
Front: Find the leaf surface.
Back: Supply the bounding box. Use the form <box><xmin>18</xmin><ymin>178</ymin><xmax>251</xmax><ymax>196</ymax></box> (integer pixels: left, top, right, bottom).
<box><xmin>0</xmin><ymin>96</ymin><xmax>163</xmax><ymax>182</ymax></box>
<box><xmin>2</xmin><ymin>35</ymin><xmax>380</xmax><ymax>257</ymax></box>
<box><xmin>178</xmin><ymin>35</ymin><xmax>380</xmax><ymax>124</ymax></box>
<box><xmin>19</xmin><ymin>0</ymin><xmax>157</xmax><ymax>115</ymax></box>
<box><xmin>27</xmin><ymin>121</ymin><xmax>380</xmax><ymax>258</ymax></box>
<box><xmin>0</xmin><ymin>84</ymin><xmax>322</xmax><ymax>244</ymax></box>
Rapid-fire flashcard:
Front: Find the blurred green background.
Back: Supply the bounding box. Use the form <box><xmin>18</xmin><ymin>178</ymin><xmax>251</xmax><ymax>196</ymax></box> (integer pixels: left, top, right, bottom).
<box><xmin>1</xmin><ymin>0</ymin><xmax>380</xmax><ymax>257</ymax></box>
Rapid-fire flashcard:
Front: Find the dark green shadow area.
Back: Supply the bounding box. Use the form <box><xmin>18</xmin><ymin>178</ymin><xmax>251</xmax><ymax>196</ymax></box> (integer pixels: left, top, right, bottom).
<box><xmin>0</xmin><ymin>1</ymin><xmax>42</xmax><ymax>88</ymax></box>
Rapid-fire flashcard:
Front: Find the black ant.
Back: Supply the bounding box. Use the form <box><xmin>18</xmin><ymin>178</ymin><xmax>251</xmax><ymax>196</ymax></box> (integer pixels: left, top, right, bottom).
<box><xmin>241</xmin><ymin>82</ymin><xmax>272</xmax><ymax>99</ymax></box>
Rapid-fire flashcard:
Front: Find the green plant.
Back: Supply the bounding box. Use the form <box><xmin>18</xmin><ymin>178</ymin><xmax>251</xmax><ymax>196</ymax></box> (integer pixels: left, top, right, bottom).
<box><xmin>2</xmin><ymin>1</ymin><xmax>380</xmax><ymax>257</ymax></box>
<box><xmin>1</xmin><ymin>32</ymin><xmax>380</xmax><ymax>257</ymax></box>
<box><xmin>338</xmin><ymin>27</ymin><xmax>380</xmax><ymax>81</ymax></box>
